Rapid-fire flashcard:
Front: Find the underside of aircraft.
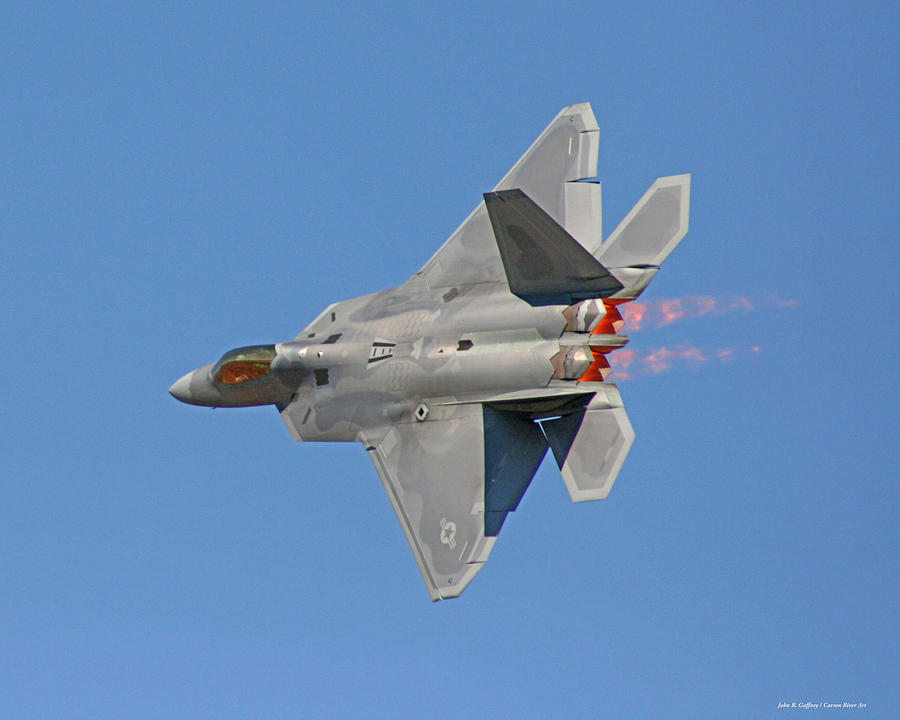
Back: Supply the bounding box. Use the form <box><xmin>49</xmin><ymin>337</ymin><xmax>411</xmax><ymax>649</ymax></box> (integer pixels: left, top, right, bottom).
<box><xmin>170</xmin><ymin>103</ymin><xmax>690</xmax><ymax>600</ymax></box>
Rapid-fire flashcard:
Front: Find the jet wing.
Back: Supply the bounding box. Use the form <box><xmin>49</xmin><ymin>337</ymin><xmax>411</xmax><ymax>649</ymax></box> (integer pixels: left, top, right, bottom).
<box><xmin>416</xmin><ymin>103</ymin><xmax>600</xmax><ymax>289</ymax></box>
<box><xmin>364</xmin><ymin>403</ymin><xmax>548</xmax><ymax>600</ymax></box>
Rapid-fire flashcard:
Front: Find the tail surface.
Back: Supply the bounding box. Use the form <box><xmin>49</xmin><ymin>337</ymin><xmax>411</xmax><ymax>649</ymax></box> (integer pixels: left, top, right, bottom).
<box><xmin>598</xmin><ymin>174</ymin><xmax>691</xmax><ymax>299</ymax></box>
<box><xmin>416</xmin><ymin>103</ymin><xmax>601</xmax><ymax>290</ymax></box>
<box><xmin>483</xmin><ymin>188</ymin><xmax>622</xmax><ymax>305</ymax></box>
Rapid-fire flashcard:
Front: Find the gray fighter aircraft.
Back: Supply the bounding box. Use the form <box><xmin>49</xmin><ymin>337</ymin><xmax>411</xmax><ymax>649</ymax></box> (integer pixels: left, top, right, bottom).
<box><xmin>170</xmin><ymin>103</ymin><xmax>690</xmax><ymax>600</ymax></box>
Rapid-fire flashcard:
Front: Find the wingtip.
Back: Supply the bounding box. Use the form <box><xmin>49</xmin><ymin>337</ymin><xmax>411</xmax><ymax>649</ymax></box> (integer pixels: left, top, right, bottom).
<box><xmin>559</xmin><ymin>102</ymin><xmax>598</xmax><ymax>132</ymax></box>
<box><xmin>562</xmin><ymin>101</ymin><xmax>592</xmax><ymax>114</ymax></box>
<box><xmin>656</xmin><ymin>172</ymin><xmax>691</xmax><ymax>184</ymax></box>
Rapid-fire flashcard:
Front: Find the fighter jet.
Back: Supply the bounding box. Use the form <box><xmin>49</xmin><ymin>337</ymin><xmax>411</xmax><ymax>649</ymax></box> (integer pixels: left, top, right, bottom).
<box><xmin>170</xmin><ymin>103</ymin><xmax>690</xmax><ymax>600</ymax></box>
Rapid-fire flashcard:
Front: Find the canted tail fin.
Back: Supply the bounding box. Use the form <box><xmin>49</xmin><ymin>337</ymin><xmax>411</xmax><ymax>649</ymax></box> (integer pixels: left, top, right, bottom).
<box><xmin>542</xmin><ymin>389</ymin><xmax>634</xmax><ymax>502</ymax></box>
<box><xmin>598</xmin><ymin>174</ymin><xmax>691</xmax><ymax>299</ymax></box>
<box><xmin>483</xmin><ymin>175</ymin><xmax>691</xmax><ymax>303</ymax></box>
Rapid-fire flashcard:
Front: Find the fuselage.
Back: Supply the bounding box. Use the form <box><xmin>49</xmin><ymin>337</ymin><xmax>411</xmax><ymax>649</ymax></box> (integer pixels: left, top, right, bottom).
<box><xmin>169</xmin><ymin>277</ymin><xmax>627</xmax><ymax>443</ymax></box>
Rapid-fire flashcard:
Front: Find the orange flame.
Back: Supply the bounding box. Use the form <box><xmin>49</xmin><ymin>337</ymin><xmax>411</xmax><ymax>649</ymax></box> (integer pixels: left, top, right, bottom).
<box><xmin>621</xmin><ymin>295</ymin><xmax>766</xmax><ymax>330</ymax></box>
<box><xmin>578</xmin><ymin>294</ymin><xmax>787</xmax><ymax>381</ymax></box>
<box><xmin>608</xmin><ymin>345</ymin><xmax>760</xmax><ymax>379</ymax></box>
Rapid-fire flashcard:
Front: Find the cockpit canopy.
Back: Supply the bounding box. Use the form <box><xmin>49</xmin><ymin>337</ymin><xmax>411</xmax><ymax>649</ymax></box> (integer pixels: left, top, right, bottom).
<box><xmin>211</xmin><ymin>345</ymin><xmax>276</xmax><ymax>384</ymax></box>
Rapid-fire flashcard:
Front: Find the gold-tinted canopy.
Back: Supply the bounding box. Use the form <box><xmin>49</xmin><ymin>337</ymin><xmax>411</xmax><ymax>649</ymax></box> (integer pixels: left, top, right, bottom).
<box><xmin>211</xmin><ymin>345</ymin><xmax>276</xmax><ymax>384</ymax></box>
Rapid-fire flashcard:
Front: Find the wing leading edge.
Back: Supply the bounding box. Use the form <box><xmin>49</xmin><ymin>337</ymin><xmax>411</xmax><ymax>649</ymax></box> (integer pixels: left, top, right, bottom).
<box><xmin>417</xmin><ymin>103</ymin><xmax>600</xmax><ymax>289</ymax></box>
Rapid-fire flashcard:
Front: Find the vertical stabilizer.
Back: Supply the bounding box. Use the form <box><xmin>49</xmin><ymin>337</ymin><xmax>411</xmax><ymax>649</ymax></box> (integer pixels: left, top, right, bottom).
<box><xmin>598</xmin><ymin>174</ymin><xmax>690</xmax><ymax>299</ymax></box>
<box><xmin>542</xmin><ymin>391</ymin><xmax>634</xmax><ymax>502</ymax></box>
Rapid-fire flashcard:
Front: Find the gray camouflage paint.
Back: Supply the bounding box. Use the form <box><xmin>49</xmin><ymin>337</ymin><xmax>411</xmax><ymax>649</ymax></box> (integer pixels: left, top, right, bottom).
<box><xmin>170</xmin><ymin>103</ymin><xmax>691</xmax><ymax>600</ymax></box>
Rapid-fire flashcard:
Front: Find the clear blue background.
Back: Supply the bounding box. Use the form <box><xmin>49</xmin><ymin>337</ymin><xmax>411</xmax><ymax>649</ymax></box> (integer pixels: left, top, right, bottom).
<box><xmin>2</xmin><ymin>2</ymin><xmax>897</xmax><ymax>717</ymax></box>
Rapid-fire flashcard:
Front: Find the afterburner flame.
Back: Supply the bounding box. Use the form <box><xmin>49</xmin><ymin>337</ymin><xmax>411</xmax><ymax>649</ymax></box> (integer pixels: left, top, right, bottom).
<box><xmin>621</xmin><ymin>295</ymin><xmax>761</xmax><ymax>329</ymax></box>
<box><xmin>598</xmin><ymin>294</ymin><xmax>788</xmax><ymax>378</ymax></box>
<box><xmin>608</xmin><ymin>344</ymin><xmax>761</xmax><ymax>379</ymax></box>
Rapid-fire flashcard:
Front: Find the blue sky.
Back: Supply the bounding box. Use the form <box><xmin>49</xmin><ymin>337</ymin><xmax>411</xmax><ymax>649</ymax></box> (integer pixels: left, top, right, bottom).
<box><xmin>2</xmin><ymin>2</ymin><xmax>897</xmax><ymax>717</ymax></box>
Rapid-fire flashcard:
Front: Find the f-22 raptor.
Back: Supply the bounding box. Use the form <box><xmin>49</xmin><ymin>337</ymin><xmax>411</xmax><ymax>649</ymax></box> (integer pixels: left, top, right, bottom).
<box><xmin>170</xmin><ymin>103</ymin><xmax>690</xmax><ymax>600</ymax></box>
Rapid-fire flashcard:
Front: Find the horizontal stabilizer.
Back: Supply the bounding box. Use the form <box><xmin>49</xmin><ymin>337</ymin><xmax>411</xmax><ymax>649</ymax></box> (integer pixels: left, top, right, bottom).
<box><xmin>542</xmin><ymin>391</ymin><xmax>634</xmax><ymax>502</ymax></box>
<box><xmin>484</xmin><ymin>189</ymin><xmax>623</xmax><ymax>305</ymax></box>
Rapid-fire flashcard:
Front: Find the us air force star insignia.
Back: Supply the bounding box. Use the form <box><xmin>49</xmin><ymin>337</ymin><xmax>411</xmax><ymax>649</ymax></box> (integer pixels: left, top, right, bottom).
<box><xmin>439</xmin><ymin>517</ymin><xmax>457</xmax><ymax>550</ymax></box>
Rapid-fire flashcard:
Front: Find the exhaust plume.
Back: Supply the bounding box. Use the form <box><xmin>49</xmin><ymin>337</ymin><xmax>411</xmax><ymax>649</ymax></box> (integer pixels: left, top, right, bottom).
<box><xmin>619</xmin><ymin>295</ymin><xmax>781</xmax><ymax>330</ymax></box>
<box><xmin>609</xmin><ymin>345</ymin><xmax>761</xmax><ymax>379</ymax></box>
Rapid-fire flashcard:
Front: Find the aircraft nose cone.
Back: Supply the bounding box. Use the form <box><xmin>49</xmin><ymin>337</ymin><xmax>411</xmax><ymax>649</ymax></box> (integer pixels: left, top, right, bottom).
<box><xmin>168</xmin><ymin>372</ymin><xmax>194</xmax><ymax>403</ymax></box>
